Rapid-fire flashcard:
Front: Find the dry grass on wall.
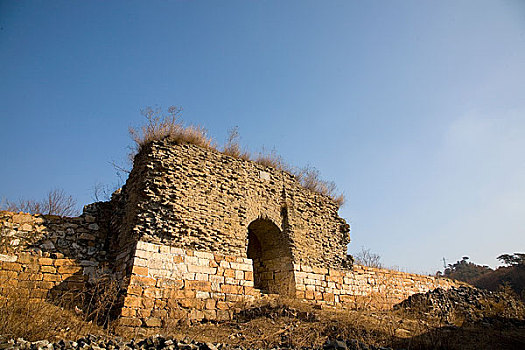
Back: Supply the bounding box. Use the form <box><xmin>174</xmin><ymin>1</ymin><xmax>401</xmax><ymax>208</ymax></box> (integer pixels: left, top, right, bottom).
<box><xmin>222</xmin><ymin>126</ymin><xmax>251</xmax><ymax>161</ymax></box>
<box><xmin>294</xmin><ymin>166</ymin><xmax>345</xmax><ymax>207</ymax></box>
<box><xmin>129</xmin><ymin>106</ymin><xmax>214</xmax><ymax>155</ymax></box>
<box><xmin>128</xmin><ymin>106</ymin><xmax>346</xmax><ymax>206</ymax></box>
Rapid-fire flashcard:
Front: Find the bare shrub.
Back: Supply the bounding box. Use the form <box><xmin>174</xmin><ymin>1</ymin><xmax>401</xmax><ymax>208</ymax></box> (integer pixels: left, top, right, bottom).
<box><xmin>294</xmin><ymin>165</ymin><xmax>345</xmax><ymax>207</ymax></box>
<box><xmin>91</xmin><ymin>181</ymin><xmax>122</xmax><ymax>202</ymax></box>
<box><xmin>354</xmin><ymin>246</ymin><xmax>382</xmax><ymax>268</ymax></box>
<box><xmin>0</xmin><ymin>275</ymin><xmax>122</xmax><ymax>341</ymax></box>
<box><xmin>2</xmin><ymin>188</ymin><xmax>79</xmax><ymax>217</ymax></box>
<box><xmin>223</xmin><ymin>126</ymin><xmax>250</xmax><ymax>160</ymax></box>
<box><xmin>129</xmin><ymin>106</ymin><xmax>214</xmax><ymax>154</ymax></box>
<box><xmin>91</xmin><ymin>182</ymin><xmax>114</xmax><ymax>202</ymax></box>
<box><xmin>254</xmin><ymin>147</ymin><xmax>292</xmax><ymax>173</ymax></box>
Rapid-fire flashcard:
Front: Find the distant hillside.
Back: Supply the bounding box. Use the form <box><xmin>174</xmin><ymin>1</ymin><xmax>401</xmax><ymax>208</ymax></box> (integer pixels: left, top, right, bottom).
<box><xmin>441</xmin><ymin>254</ymin><xmax>525</xmax><ymax>300</ymax></box>
<box><xmin>472</xmin><ymin>265</ymin><xmax>525</xmax><ymax>298</ymax></box>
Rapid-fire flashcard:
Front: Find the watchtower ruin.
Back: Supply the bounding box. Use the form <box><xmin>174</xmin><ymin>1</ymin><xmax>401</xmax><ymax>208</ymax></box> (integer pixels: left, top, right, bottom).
<box><xmin>0</xmin><ymin>139</ymin><xmax>456</xmax><ymax>328</ymax></box>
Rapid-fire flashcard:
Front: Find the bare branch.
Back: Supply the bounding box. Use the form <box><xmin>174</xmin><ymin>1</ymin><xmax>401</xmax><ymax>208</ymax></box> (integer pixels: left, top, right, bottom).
<box><xmin>1</xmin><ymin>189</ymin><xmax>79</xmax><ymax>217</ymax></box>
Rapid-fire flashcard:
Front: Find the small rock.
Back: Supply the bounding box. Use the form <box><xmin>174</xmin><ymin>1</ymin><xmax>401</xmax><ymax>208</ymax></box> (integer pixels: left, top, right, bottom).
<box><xmin>88</xmin><ymin>224</ymin><xmax>99</xmax><ymax>231</ymax></box>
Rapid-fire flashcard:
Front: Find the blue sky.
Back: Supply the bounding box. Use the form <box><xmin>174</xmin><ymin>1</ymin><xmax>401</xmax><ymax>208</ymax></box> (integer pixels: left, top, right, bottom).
<box><xmin>1</xmin><ymin>0</ymin><xmax>524</xmax><ymax>273</ymax></box>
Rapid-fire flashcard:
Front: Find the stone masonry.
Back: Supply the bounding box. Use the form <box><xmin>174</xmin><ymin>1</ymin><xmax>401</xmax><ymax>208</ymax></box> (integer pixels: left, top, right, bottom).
<box><xmin>0</xmin><ymin>139</ymin><xmax>457</xmax><ymax>328</ymax></box>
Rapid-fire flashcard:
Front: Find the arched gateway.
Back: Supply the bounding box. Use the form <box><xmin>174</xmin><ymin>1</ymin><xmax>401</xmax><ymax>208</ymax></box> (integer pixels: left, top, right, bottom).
<box><xmin>247</xmin><ymin>218</ymin><xmax>295</xmax><ymax>295</ymax></box>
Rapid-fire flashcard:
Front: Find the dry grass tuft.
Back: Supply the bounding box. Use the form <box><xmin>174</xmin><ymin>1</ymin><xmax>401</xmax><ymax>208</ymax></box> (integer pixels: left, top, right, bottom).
<box><xmin>129</xmin><ymin>106</ymin><xmax>214</xmax><ymax>154</ymax></box>
<box><xmin>222</xmin><ymin>126</ymin><xmax>250</xmax><ymax>161</ymax></box>
<box><xmin>294</xmin><ymin>166</ymin><xmax>345</xmax><ymax>207</ymax></box>
<box><xmin>254</xmin><ymin>148</ymin><xmax>292</xmax><ymax>173</ymax></box>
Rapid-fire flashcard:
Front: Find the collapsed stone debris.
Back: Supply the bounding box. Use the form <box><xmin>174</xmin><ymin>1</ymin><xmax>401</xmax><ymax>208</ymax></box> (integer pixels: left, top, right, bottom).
<box><xmin>395</xmin><ymin>286</ymin><xmax>525</xmax><ymax>323</ymax></box>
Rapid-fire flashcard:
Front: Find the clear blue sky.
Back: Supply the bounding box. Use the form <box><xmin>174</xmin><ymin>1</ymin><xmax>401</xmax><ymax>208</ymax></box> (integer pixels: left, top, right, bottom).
<box><xmin>1</xmin><ymin>0</ymin><xmax>524</xmax><ymax>274</ymax></box>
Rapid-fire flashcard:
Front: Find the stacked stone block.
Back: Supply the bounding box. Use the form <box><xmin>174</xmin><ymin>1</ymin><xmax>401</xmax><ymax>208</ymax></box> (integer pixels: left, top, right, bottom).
<box><xmin>0</xmin><ymin>251</ymin><xmax>93</xmax><ymax>300</ymax></box>
<box><xmin>119</xmin><ymin>241</ymin><xmax>260</xmax><ymax>327</ymax></box>
<box><xmin>293</xmin><ymin>264</ymin><xmax>456</xmax><ymax>308</ymax></box>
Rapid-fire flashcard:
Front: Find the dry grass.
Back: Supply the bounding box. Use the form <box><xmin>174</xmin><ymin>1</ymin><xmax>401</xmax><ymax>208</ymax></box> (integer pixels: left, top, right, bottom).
<box><xmin>129</xmin><ymin>106</ymin><xmax>346</xmax><ymax>206</ymax></box>
<box><xmin>222</xmin><ymin>126</ymin><xmax>250</xmax><ymax>161</ymax></box>
<box><xmin>0</xmin><ymin>278</ymin><xmax>121</xmax><ymax>342</ymax></box>
<box><xmin>1</xmin><ymin>286</ymin><xmax>523</xmax><ymax>349</ymax></box>
<box><xmin>129</xmin><ymin>106</ymin><xmax>214</xmax><ymax>154</ymax></box>
<box><xmin>254</xmin><ymin>148</ymin><xmax>292</xmax><ymax>173</ymax></box>
<box><xmin>294</xmin><ymin>166</ymin><xmax>345</xmax><ymax>207</ymax></box>
<box><xmin>153</xmin><ymin>296</ymin><xmax>525</xmax><ymax>350</ymax></box>
<box><xmin>143</xmin><ymin>297</ymin><xmax>393</xmax><ymax>349</ymax></box>
<box><xmin>0</xmin><ymin>287</ymin><xmax>103</xmax><ymax>341</ymax></box>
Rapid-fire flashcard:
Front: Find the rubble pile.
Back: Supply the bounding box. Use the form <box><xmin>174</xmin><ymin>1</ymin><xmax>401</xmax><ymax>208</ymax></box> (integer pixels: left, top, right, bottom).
<box><xmin>395</xmin><ymin>286</ymin><xmax>525</xmax><ymax>323</ymax></box>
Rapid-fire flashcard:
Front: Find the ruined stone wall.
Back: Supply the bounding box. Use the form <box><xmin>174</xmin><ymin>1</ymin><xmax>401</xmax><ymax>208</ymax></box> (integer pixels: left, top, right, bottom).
<box><xmin>119</xmin><ymin>241</ymin><xmax>258</xmax><ymax>327</ymax></box>
<box><xmin>293</xmin><ymin>263</ymin><xmax>457</xmax><ymax>309</ymax></box>
<box><xmin>0</xmin><ymin>211</ymin><xmax>456</xmax><ymax>329</ymax></box>
<box><xmin>0</xmin><ymin>206</ymin><xmax>112</xmax><ymax>300</ymax></box>
<box><xmin>0</xmin><ymin>140</ymin><xmax>458</xmax><ymax>329</ymax></box>
<box><xmin>0</xmin><ymin>206</ymin><xmax>110</xmax><ymax>266</ymax></box>
<box><xmin>121</xmin><ymin>140</ymin><xmax>350</xmax><ymax>269</ymax></box>
<box><xmin>119</xmin><ymin>241</ymin><xmax>457</xmax><ymax>328</ymax></box>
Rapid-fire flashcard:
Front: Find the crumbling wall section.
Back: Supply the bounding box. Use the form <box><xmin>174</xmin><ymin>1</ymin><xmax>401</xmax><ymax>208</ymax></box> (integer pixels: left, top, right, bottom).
<box><xmin>0</xmin><ymin>205</ymin><xmax>110</xmax><ymax>266</ymax></box>
<box><xmin>0</xmin><ymin>206</ymin><xmax>113</xmax><ymax>301</ymax></box>
<box><xmin>122</xmin><ymin>140</ymin><xmax>350</xmax><ymax>269</ymax></box>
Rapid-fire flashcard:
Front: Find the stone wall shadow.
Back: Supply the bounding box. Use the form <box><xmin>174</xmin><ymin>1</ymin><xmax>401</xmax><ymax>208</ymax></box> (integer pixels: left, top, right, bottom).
<box><xmin>47</xmin><ymin>271</ymin><xmax>124</xmax><ymax>326</ymax></box>
<box><xmin>1</xmin><ymin>203</ymin><xmax>127</xmax><ymax>325</ymax></box>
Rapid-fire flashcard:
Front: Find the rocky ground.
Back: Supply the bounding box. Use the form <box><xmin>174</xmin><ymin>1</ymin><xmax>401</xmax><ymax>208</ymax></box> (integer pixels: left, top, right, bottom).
<box><xmin>0</xmin><ymin>335</ymin><xmax>392</xmax><ymax>350</ymax></box>
<box><xmin>1</xmin><ymin>286</ymin><xmax>524</xmax><ymax>350</ymax></box>
<box><xmin>395</xmin><ymin>285</ymin><xmax>525</xmax><ymax>323</ymax></box>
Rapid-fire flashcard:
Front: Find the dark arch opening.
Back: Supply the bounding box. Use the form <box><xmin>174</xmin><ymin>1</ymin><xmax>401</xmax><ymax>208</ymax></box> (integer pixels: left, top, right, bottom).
<box><xmin>247</xmin><ymin>218</ymin><xmax>294</xmax><ymax>295</ymax></box>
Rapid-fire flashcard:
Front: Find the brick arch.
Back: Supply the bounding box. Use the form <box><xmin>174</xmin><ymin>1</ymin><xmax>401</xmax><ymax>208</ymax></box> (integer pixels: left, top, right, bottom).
<box><xmin>244</xmin><ymin>204</ymin><xmax>283</xmax><ymax>232</ymax></box>
<box><xmin>246</xmin><ymin>218</ymin><xmax>295</xmax><ymax>296</ymax></box>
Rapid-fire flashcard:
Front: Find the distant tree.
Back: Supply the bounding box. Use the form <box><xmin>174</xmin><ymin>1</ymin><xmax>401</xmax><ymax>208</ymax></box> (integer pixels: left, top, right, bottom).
<box><xmin>497</xmin><ymin>253</ymin><xmax>525</xmax><ymax>267</ymax></box>
<box><xmin>2</xmin><ymin>189</ymin><xmax>79</xmax><ymax>217</ymax></box>
<box><xmin>354</xmin><ymin>247</ymin><xmax>382</xmax><ymax>268</ymax></box>
<box><xmin>442</xmin><ymin>254</ymin><xmax>525</xmax><ymax>301</ymax></box>
<box><xmin>497</xmin><ymin>254</ymin><xmax>515</xmax><ymax>266</ymax></box>
<box><xmin>442</xmin><ymin>256</ymin><xmax>493</xmax><ymax>283</ymax></box>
